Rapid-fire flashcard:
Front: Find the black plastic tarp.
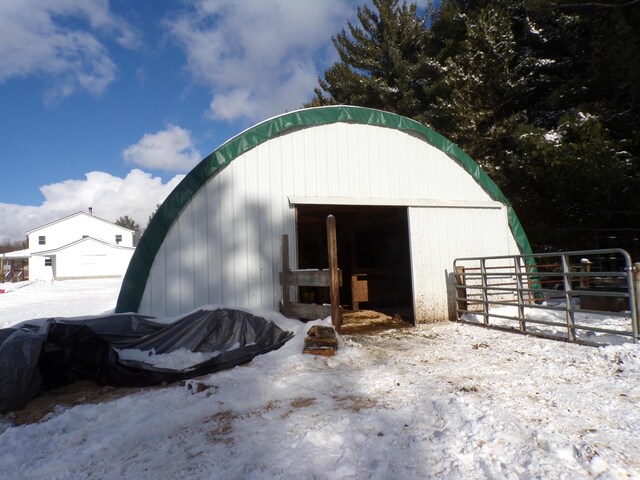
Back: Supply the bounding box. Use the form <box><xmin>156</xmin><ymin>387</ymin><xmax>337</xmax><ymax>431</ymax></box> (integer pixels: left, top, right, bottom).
<box><xmin>0</xmin><ymin>308</ymin><xmax>293</xmax><ymax>412</ymax></box>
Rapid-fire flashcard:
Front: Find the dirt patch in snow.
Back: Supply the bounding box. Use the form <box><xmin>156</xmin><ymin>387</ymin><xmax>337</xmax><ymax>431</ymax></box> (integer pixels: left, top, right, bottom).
<box><xmin>341</xmin><ymin>309</ymin><xmax>413</xmax><ymax>334</ymax></box>
<box><xmin>3</xmin><ymin>381</ymin><xmax>167</xmax><ymax>427</ymax></box>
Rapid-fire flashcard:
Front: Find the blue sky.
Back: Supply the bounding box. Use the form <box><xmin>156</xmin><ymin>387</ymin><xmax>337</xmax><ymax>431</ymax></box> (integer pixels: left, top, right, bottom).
<box><xmin>0</xmin><ymin>0</ymin><xmax>369</xmax><ymax>241</ymax></box>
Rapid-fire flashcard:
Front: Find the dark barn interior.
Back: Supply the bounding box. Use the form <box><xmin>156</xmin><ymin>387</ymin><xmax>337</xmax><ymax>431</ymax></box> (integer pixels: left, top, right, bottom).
<box><xmin>296</xmin><ymin>205</ymin><xmax>414</xmax><ymax>323</ymax></box>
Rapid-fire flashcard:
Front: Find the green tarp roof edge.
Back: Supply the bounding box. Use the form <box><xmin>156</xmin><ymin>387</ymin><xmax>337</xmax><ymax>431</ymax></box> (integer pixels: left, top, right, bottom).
<box><xmin>115</xmin><ymin>105</ymin><xmax>533</xmax><ymax>314</ymax></box>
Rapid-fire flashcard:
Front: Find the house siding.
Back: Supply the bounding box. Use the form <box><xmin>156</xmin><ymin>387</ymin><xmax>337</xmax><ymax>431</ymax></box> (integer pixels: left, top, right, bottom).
<box><xmin>26</xmin><ymin>213</ymin><xmax>135</xmax><ymax>281</ymax></box>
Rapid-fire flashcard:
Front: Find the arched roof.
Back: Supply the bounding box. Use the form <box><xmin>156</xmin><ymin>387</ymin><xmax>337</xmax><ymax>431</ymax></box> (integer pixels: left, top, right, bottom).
<box><xmin>116</xmin><ymin>105</ymin><xmax>532</xmax><ymax>313</ymax></box>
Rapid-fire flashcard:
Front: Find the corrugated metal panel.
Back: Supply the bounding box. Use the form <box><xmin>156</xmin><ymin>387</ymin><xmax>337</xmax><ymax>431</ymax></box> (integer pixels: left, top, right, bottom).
<box><xmin>192</xmin><ymin>189</ymin><xmax>209</xmax><ymax>309</ymax></box>
<box><xmin>165</xmin><ymin>206</ymin><xmax>182</xmax><ymax>316</ymax></box>
<box><xmin>140</xmin><ymin>123</ymin><xmax>518</xmax><ymax>317</ymax></box>
<box><xmin>408</xmin><ymin>206</ymin><xmax>518</xmax><ymax>323</ymax></box>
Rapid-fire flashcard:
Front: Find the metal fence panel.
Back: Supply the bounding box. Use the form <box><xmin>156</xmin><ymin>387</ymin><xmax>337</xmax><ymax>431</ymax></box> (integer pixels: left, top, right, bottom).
<box><xmin>453</xmin><ymin>249</ymin><xmax>639</xmax><ymax>345</ymax></box>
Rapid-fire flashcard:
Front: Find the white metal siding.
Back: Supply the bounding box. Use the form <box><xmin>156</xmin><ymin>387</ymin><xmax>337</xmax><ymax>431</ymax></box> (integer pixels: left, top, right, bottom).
<box><xmin>140</xmin><ymin>123</ymin><xmax>519</xmax><ymax>317</ymax></box>
<box><xmin>408</xmin><ymin>206</ymin><xmax>518</xmax><ymax>322</ymax></box>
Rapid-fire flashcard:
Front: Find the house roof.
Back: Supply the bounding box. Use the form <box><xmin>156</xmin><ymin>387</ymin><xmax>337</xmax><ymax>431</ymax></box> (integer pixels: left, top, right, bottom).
<box><xmin>31</xmin><ymin>236</ymin><xmax>135</xmax><ymax>256</ymax></box>
<box><xmin>1</xmin><ymin>248</ymin><xmax>30</xmax><ymax>259</ymax></box>
<box><xmin>1</xmin><ymin>237</ymin><xmax>134</xmax><ymax>259</ymax></box>
<box><xmin>26</xmin><ymin>211</ymin><xmax>136</xmax><ymax>235</ymax></box>
<box><xmin>116</xmin><ymin>105</ymin><xmax>533</xmax><ymax>313</ymax></box>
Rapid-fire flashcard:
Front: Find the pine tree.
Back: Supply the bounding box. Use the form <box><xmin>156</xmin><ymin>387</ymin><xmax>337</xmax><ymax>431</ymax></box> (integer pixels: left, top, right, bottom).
<box><xmin>430</xmin><ymin>4</ymin><xmax>526</xmax><ymax>181</ymax></box>
<box><xmin>311</xmin><ymin>0</ymin><xmax>437</xmax><ymax>121</ymax></box>
<box><xmin>507</xmin><ymin>2</ymin><xmax>640</xmax><ymax>249</ymax></box>
<box><xmin>510</xmin><ymin>111</ymin><xmax>637</xmax><ymax>248</ymax></box>
<box><xmin>429</xmin><ymin>0</ymin><xmax>640</xmax><ymax>250</ymax></box>
<box><xmin>311</xmin><ymin>0</ymin><xmax>640</xmax><ymax>252</ymax></box>
<box><xmin>115</xmin><ymin>215</ymin><xmax>141</xmax><ymax>234</ymax></box>
<box><xmin>147</xmin><ymin>204</ymin><xmax>161</xmax><ymax>229</ymax></box>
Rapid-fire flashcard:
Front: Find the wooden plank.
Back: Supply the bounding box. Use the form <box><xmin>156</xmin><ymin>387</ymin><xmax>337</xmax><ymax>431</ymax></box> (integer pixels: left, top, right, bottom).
<box><xmin>291</xmin><ymin>270</ymin><xmax>331</xmax><ymax>286</ymax></box>
<box><xmin>327</xmin><ymin>214</ymin><xmax>342</xmax><ymax>332</ymax></box>
<box><xmin>279</xmin><ymin>269</ymin><xmax>342</xmax><ymax>287</ymax></box>
<box><xmin>289</xmin><ymin>302</ymin><xmax>332</xmax><ymax>320</ymax></box>
<box><xmin>455</xmin><ymin>266</ymin><xmax>467</xmax><ymax>315</ymax></box>
<box><xmin>351</xmin><ymin>274</ymin><xmax>369</xmax><ymax>305</ymax></box>
<box><xmin>302</xmin><ymin>346</ymin><xmax>337</xmax><ymax>357</ymax></box>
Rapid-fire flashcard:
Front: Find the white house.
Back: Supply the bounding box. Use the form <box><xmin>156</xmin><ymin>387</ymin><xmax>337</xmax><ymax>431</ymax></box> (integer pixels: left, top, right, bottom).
<box><xmin>116</xmin><ymin>106</ymin><xmax>533</xmax><ymax>323</ymax></box>
<box><xmin>2</xmin><ymin>211</ymin><xmax>137</xmax><ymax>281</ymax></box>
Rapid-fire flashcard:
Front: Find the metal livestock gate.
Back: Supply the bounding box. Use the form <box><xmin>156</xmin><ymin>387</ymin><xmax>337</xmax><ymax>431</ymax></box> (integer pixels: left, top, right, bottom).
<box><xmin>453</xmin><ymin>249</ymin><xmax>640</xmax><ymax>345</ymax></box>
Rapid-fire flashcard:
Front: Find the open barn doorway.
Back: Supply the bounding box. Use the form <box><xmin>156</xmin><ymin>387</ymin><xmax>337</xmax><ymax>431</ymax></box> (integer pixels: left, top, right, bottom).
<box><xmin>296</xmin><ymin>205</ymin><xmax>415</xmax><ymax>329</ymax></box>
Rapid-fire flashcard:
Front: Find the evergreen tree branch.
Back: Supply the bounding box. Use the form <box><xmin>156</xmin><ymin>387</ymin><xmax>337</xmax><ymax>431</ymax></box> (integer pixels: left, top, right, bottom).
<box><xmin>532</xmin><ymin>0</ymin><xmax>640</xmax><ymax>9</ymax></box>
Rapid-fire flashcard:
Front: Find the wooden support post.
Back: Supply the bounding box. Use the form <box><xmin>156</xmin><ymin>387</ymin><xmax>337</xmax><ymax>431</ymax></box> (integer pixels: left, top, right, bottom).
<box><xmin>633</xmin><ymin>263</ymin><xmax>640</xmax><ymax>342</ymax></box>
<box><xmin>513</xmin><ymin>259</ymin><xmax>526</xmax><ymax>333</ymax></box>
<box><xmin>281</xmin><ymin>234</ymin><xmax>291</xmax><ymax>318</ymax></box>
<box><xmin>561</xmin><ymin>254</ymin><xmax>576</xmax><ymax>342</ymax></box>
<box><xmin>480</xmin><ymin>259</ymin><xmax>489</xmax><ymax>326</ymax></box>
<box><xmin>454</xmin><ymin>266</ymin><xmax>467</xmax><ymax>317</ymax></box>
<box><xmin>326</xmin><ymin>215</ymin><xmax>342</xmax><ymax>332</ymax></box>
<box><xmin>580</xmin><ymin>258</ymin><xmax>591</xmax><ymax>289</ymax></box>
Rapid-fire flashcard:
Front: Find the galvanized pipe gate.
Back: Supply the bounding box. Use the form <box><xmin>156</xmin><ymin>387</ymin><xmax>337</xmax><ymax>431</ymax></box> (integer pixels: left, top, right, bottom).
<box><xmin>453</xmin><ymin>249</ymin><xmax>639</xmax><ymax>345</ymax></box>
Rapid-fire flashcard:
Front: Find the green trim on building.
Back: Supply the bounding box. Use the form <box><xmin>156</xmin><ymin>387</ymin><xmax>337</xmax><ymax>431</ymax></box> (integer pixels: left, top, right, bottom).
<box><xmin>115</xmin><ymin>105</ymin><xmax>533</xmax><ymax>313</ymax></box>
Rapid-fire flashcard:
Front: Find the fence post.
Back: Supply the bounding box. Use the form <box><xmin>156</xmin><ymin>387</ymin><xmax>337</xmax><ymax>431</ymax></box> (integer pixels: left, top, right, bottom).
<box><xmin>513</xmin><ymin>257</ymin><xmax>526</xmax><ymax>333</ymax></box>
<box><xmin>580</xmin><ymin>258</ymin><xmax>591</xmax><ymax>289</ymax></box>
<box><xmin>633</xmin><ymin>263</ymin><xmax>640</xmax><ymax>342</ymax></box>
<box><xmin>561</xmin><ymin>254</ymin><xmax>576</xmax><ymax>342</ymax></box>
<box><xmin>454</xmin><ymin>266</ymin><xmax>467</xmax><ymax>319</ymax></box>
<box><xmin>480</xmin><ymin>259</ymin><xmax>489</xmax><ymax>326</ymax></box>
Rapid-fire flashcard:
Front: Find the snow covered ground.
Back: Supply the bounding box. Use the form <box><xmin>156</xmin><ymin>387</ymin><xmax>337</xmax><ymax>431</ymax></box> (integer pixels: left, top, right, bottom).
<box><xmin>461</xmin><ymin>302</ymin><xmax>637</xmax><ymax>346</ymax></box>
<box><xmin>1</xmin><ymin>279</ymin><xmax>639</xmax><ymax>479</ymax></box>
<box><xmin>0</xmin><ymin>278</ymin><xmax>123</xmax><ymax>325</ymax></box>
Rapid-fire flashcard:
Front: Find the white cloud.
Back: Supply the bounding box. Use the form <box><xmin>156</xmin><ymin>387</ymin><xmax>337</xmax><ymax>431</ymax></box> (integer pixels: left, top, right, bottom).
<box><xmin>166</xmin><ymin>0</ymin><xmax>352</xmax><ymax>122</ymax></box>
<box><xmin>0</xmin><ymin>0</ymin><xmax>140</xmax><ymax>102</ymax></box>
<box><xmin>122</xmin><ymin>125</ymin><xmax>202</xmax><ymax>171</ymax></box>
<box><xmin>0</xmin><ymin>170</ymin><xmax>183</xmax><ymax>242</ymax></box>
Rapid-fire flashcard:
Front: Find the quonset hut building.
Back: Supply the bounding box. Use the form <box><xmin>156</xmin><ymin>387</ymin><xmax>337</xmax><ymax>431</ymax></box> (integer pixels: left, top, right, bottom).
<box><xmin>116</xmin><ymin>106</ymin><xmax>532</xmax><ymax>323</ymax></box>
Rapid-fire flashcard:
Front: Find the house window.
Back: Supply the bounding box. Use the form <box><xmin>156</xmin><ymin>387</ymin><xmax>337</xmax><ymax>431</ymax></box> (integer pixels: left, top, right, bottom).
<box><xmin>115</xmin><ymin>234</ymin><xmax>122</xmax><ymax>244</ymax></box>
<box><xmin>38</xmin><ymin>236</ymin><xmax>46</xmax><ymax>245</ymax></box>
<box><xmin>44</xmin><ymin>258</ymin><xmax>52</xmax><ymax>267</ymax></box>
